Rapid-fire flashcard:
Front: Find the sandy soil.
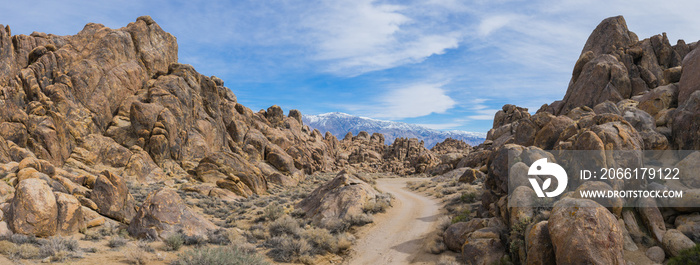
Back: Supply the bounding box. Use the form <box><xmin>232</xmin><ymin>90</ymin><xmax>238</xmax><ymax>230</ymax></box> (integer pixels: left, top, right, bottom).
<box><xmin>345</xmin><ymin>177</ymin><xmax>446</xmax><ymax>265</ymax></box>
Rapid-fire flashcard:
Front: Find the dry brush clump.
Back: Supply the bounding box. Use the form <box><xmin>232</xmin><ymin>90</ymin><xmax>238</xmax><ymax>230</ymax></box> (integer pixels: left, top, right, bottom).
<box><xmin>173</xmin><ymin>244</ymin><xmax>270</xmax><ymax>265</ymax></box>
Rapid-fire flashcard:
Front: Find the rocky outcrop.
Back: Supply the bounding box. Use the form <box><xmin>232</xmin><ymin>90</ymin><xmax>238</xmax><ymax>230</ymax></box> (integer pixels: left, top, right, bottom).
<box><xmin>548</xmin><ymin>198</ymin><xmax>625</xmax><ymax>265</ymax></box>
<box><xmin>128</xmin><ymin>188</ymin><xmax>217</xmax><ymax>240</ymax></box>
<box><xmin>296</xmin><ymin>171</ymin><xmax>380</xmax><ymax>226</ymax></box>
<box><xmin>556</xmin><ymin>16</ymin><xmax>685</xmax><ymax>114</ymax></box>
<box><xmin>8</xmin><ymin>178</ymin><xmax>57</xmax><ymax>237</ymax></box>
<box><xmin>90</xmin><ymin>170</ymin><xmax>136</xmax><ymax>223</ymax></box>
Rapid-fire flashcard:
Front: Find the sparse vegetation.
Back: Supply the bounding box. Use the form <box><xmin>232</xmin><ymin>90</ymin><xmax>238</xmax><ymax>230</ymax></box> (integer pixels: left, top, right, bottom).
<box><xmin>669</xmin><ymin>244</ymin><xmax>700</xmax><ymax>265</ymax></box>
<box><xmin>269</xmin><ymin>215</ymin><xmax>301</xmax><ymax>237</ymax></box>
<box><xmin>452</xmin><ymin>209</ymin><xmax>471</xmax><ymax>223</ymax></box>
<box><xmin>39</xmin><ymin>236</ymin><xmax>80</xmax><ymax>261</ymax></box>
<box><xmin>124</xmin><ymin>248</ymin><xmax>149</xmax><ymax>265</ymax></box>
<box><xmin>263</xmin><ymin>202</ymin><xmax>285</xmax><ymax>221</ymax></box>
<box><xmin>108</xmin><ymin>236</ymin><xmax>128</xmax><ymax>248</ymax></box>
<box><xmin>164</xmin><ymin>233</ymin><xmax>185</xmax><ymax>251</ymax></box>
<box><xmin>302</xmin><ymin>227</ymin><xmax>338</xmax><ymax>255</ymax></box>
<box><xmin>173</xmin><ymin>244</ymin><xmax>270</xmax><ymax>265</ymax></box>
<box><xmin>266</xmin><ymin>235</ymin><xmax>311</xmax><ymax>262</ymax></box>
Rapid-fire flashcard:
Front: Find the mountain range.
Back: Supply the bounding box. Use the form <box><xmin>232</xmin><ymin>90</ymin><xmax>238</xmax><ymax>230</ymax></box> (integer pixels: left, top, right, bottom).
<box><xmin>302</xmin><ymin>112</ymin><xmax>486</xmax><ymax>148</ymax></box>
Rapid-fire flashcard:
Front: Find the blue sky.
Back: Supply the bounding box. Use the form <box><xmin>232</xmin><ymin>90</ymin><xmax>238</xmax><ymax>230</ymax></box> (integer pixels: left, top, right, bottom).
<box><xmin>3</xmin><ymin>0</ymin><xmax>700</xmax><ymax>133</ymax></box>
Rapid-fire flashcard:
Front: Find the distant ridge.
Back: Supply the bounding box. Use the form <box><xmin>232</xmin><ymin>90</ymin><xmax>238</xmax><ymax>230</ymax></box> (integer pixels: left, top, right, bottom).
<box><xmin>302</xmin><ymin>112</ymin><xmax>486</xmax><ymax>148</ymax></box>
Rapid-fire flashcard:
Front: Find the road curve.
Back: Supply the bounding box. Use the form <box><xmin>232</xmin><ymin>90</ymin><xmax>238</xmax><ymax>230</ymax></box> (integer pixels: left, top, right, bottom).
<box><xmin>345</xmin><ymin>178</ymin><xmax>442</xmax><ymax>265</ymax></box>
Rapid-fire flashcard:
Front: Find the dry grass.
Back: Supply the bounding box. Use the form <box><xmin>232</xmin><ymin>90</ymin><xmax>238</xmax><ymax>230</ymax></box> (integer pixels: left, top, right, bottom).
<box><xmin>124</xmin><ymin>248</ymin><xmax>149</xmax><ymax>265</ymax></box>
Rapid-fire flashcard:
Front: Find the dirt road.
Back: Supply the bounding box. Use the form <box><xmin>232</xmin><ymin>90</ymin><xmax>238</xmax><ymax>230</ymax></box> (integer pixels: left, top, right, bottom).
<box><xmin>346</xmin><ymin>178</ymin><xmax>443</xmax><ymax>265</ymax></box>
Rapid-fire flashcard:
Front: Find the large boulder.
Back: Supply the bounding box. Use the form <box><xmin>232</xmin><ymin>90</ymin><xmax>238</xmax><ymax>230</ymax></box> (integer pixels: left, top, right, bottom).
<box><xmin>128</xmin><ymin>188</ymin><xmax>217</xmax><ymax>240</ymax></box>
<box><xmin>560</xmin><ymin>54</ymin><xmax>631</xmax><ymax>114</ymax></box>
<box><xmin>548</xmin><ymin>198</ymin><xmax>625</xmax><ymax>265</ymax></box>
<box><xmin>196</xmin><ymin>151</ymin><xmax>267</xmax><ymax>197</ymax></box>
<box><xmin>55</xmin><ymin>192</ymin><xmax>84</xmax><ymax>235</ymax></box>
<box><xmin>89</xmin><ymin>170</ymin><xmax>136</xmax><ymax>223</ymax></box>
<box><xmin>580</xmin><ymin>16</ymin><xmax>637</xmax><ymax>57</ymax></box>
<box><xmin>662</xmin><ymin>229</ymin><xmax>695</xmax><ymax>257</ymax></box>
<box><xmin>672</xmin><ymin>91</ymin><xmax>700</xmax><ymax>150</ymax></box>
<box><xmin>525</xmin><ymin>221</ymin><xmax>556</xmax><ymax>265</ymax></box>
<box><xmin>8</xmin><ymin>178</ymin><xmax>57</xmax><ymax>237</ymax></box>
<box><xmin>296</xmin><ymin>171</ymin><xmax>380</xmax><ymax>226</ymax></box>
<box><xmin>679</xmin><ymin>47</ymin><xmax>700</xmax><ymax>105</ymax></box>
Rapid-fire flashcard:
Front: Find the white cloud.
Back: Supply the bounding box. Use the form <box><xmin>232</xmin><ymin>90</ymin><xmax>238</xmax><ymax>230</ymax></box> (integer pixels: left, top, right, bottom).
<box><xmin>303</xmin><ymin>0</ymin><xmax>463</xmax><ymax>75</ymax></box>
<box><xmin>358</xmin><ymin>82</ymin><xmax>457</xmax><ymax>119</ymax></box>
<box><xmin>467</xmin><ymin>99</ymin><xmax>500</xmax><ymax>121</ymax></box>
<box><xmin>477</xmin><ymin>15</ymin><xmax>520</xmax><ymax>36</ymax></box>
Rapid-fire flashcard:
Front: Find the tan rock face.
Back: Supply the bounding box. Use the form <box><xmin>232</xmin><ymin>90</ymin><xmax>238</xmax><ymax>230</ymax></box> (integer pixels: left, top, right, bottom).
<box><xmin>9</xmin><ymin>178</ymin><xmax>57</xmax><ymax>237</ymax></box>
<box><xmin>525</xmin><ymin>221</ymin><xmax>555</xmax><ymax>265</ymax></box>
<box><xmin>55</xmin><ymin>192</ymin><xmax>83</xmax><ymax>235</ymax></box>
<box><xmin>128</xmin><ymin>188</ymin><xmax>217</xmax><ymax>240</ymax></box>
<box><xmin>296</xmin><ymin>171</ymin><xmax>379</xmax><ymax>226</ymax></box>
<box><xmin>89</xmin><ymin>170</ymin><xmax>136</xmax><ymax>223</ymax></box>
<box><xmin>548</xmin><ymin>198</ymin><xmax>625</xmax><ymax>265</ymax></box>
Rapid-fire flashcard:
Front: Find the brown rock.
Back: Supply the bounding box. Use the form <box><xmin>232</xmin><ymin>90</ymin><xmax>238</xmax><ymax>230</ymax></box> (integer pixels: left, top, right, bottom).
<box><xmin>458</xmin><ymin>168</ymin><xmax>482</xmax><ymax>184</ymax></box>
<box><xmin>89</xmin><ymin>171</ymin><xmax>136</xmax><ymax>223</ymax></box>
<box><xmin>54</xmin><ymin>192</ymin><xmax>83</xmax><ymax>235</ymax></box>
<box><xmin>679</xmin><ymin>47</ymin><xmax>700</xmax><ymax>105</ymax></box>
<box><xmin>548</xmin><ymin>198</ymin><xmax>625</xmax><ymax>265</ymax></box>
<box><xmin>672</xmin><ymin>91</ymin><xmax>700</xmax><ymax>150</ymax></box>
<box><xmin>128</xmin><ymin>188</ymin><xmax>217</xmax><ymax>240</ymax></box>
<box><xmin>675</xmin><ymin>212</ymin><xmax>700</xmax><ymax>241</ymax></box>
<box><xmin>662</xmin><ymin>229</ymin><xmax>695</xmax><ymax>257</ymax></box>
<box><xmin>638</xmin><ymin>84</ymin><xmax>678</xmax><ymax>117</ymax></box>
<box><xmin>525</xmin><ymin>221</ymin><xmax>555</xmax><ymax>265</ymax></box>
<box><xmin>646</xmin><ymin>246</ymin><xmax>665</xmax><ymax>263</ymax></box>
<box><xmin>196</xmin><ymin>151</ymin><xmax>266</xmax><ymax>196</ymax></box>
<box><xmin>9</xmin><ymin>178</ymin><xmax>57</xmax><ymax>237</ymax></box>
<box><xmin>638</xmin><ymin>197</ymin><xmax>666</xmax><ymax>242</ymax></box>
<box><xmin>296</xmin><ymin>171</ymin><xmax>380</xmax><ymax>226</ymax></box>
<box><xmin>560</xmin><ymin>54</ymin><xmax>631</xmax><ymax>114</ymax></box>
<box><xmin>580</xmin><ymin>16</ymin><xmax>636</xmax><ymax>57</ymax></box>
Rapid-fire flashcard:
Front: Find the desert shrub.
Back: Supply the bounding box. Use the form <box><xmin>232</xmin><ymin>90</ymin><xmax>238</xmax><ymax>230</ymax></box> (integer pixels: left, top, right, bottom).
<box><xmin>437</xmin><ymin>216</ymin><xmax>452</xmax><ymax>235</ymax></box>
<box><xmin>164</xmin><ymin>233</ymin><xmax>185</xmax><ymax>251</ymax></box>
<box><xmin>290</xmin><ymin>208</ymin><xmax>306</xmax><ymax>218</ymax></box>
<box><xmin>669</xmin><ymin>244</ymin><xmax>700</xmax><ymax>265</ymax></box>
<box><xmin>508</xmin><ymin>217</ymin><xmax>532</xmax><ymax>264</ymax></box>
<box><xmin>0</xmin><ymin>240</ymin><xmax>18</xmax><ymax>256</ymax></box>
<box><xmin>426</xmin><ymin>236</ymin><xmax>446</xmax><ymax>254</ymax></box>
<box><xmin>124</xmin><ymin>247</ymin><xmax>149</xmax><ymax>265</ymax></box>
<box><xmin>266</xmin><ymin>235</ymin><xmax>311</xmax><ymax>262</ymax></box>
<box><xmin>452</xmin><ymin>209</ymin><xmax>471</xmax><ymax>224</ymax></box>
<box><xmin>137</xmin><ymin>240</ymin><xmax>155</xmax><ymax>253</ymax></box>
<box><xmin>261</xmin><ymin>202</ymin><xmax>284</xmax><ymax>222</ymax></box>
<box><xmin>182</xmin><ymin>234</ymin><xmax>206</xmax><ymax>246</ymax></box>
<box><xmin>460</xmin><ymin>192</ymin><xmax>478</xmax><ymax>203</ymax></box>
<box><xmin>84</xmin><ymin>230</ymin><xmax>105</xmax><ymax>241</ymax></box>
<box><xmin>302</xmin><ymin>227</ymin><xmax>338</xmax><ymax>255</ymax></box>
<box><xmin>18</xmin><ymin>243</ymin><xmax>41</xmax><ymax>259</ymax></box>
<box><xmin>363</xmin><ymin>194</ymin><xmax>392</xmax><ymax>214</ymax></box>
<box><xmin>108</xmin><ymin>236</ymin><xmax>128</xmax><ymax>248</ymax></box>
<box><xmin>322</xmin><ymin>218</ymin><xmax>350</xmax><ymax>234</ymax></box>
<box><xmin>436</xmin><ymin>256</ymin><xmax>461</xmax><ymax>265</ymax></box>
<box><xmin>269</xmin><ymin>215</ymin><xmax>301</xmax><ymax>237</ymax></box>
<box><xmin>39</xmin><ymin>236</ymin><xmax>79</xmax><ymax>261</ymax></box>
<box><xmin>335</xmin><ymin>233</ymin><xmax>355</xmax><ymax>252</ymax></box>
<box><xmin>345</xmin><ymin>213</ymin><xmax>373</xmax><ymax>227</ymax></box>
<box><xmin>9</xmin><ymin>234</ymin><xmax>40</xmax><ymax>245</ymax></box>
<box><xmin>207</xmin><ymin>229</ymin><xmax>232</xmax><ymax>245</ymax></box>
<box><xmin>174</xmin><ymin>245</ymin><xmax>269</xmax><ymax>265</ymax></box>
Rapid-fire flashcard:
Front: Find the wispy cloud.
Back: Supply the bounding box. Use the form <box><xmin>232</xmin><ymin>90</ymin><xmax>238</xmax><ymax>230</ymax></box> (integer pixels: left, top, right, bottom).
<box><xmin>344</xmin><ymin>82</ymin><xmax>457</xmax><ymax>120</ymax></box>
<box><xmin>303</xmin><ymin>0</ymin><xmax>464</xmax><ymax>75</ymax></box>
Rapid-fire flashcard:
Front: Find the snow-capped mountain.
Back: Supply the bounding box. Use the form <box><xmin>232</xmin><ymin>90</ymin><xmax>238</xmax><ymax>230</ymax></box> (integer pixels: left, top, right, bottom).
<box><xmin>302</xmin><ymin>112</ymin><xmax>486</xmax><ymax>148</ymax></box>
